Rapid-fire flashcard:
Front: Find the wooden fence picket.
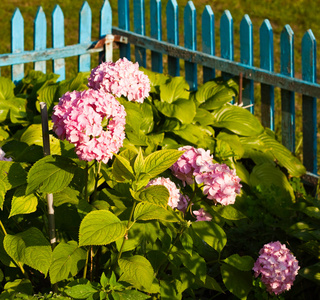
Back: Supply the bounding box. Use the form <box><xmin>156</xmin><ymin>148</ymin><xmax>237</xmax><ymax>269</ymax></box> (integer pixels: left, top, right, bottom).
<box><xmin>240</xmin><ymin>14</ymin><xmax>254</xmax><ymax>113</ymax></box>
<box><xmin>133</xmin><ymin>0</ymin><xmax>146</xmax><ymax>68</ymax></box>
<box><xmin>260</xmin><ymin>20</ymin><xmax>275</xmax><ymax>130</ymax></box>
<box><xmin>302</xmin><ymin>30</ymin><xmax>317</xmax><ymax>174</ymax></box>
<box><xmin>118</xmin><ymin>0</ymin><xmax>130</xmax><ymax>59</ymax></box>
<box><xmin>100</xmin><ymin>0</ymin><xmax>112</xmax><ymax>63</ymax></box>
<box><xmin>280</xmin><ymin>25</ymin><xmax>295</xmax><ymax>153</ymax></box>
<box><xmin>11</xmin><ymin>8</ymin><xmax>24</xmax><ymax>83</ymax></box>
<box><xmin>79</xmin><ymin>1</ymin><xmax>92</xmax><ymax>72</ymax></box>
<box><xmin>34</xmin><ymin>7</ymin><xmax>47</xmax><ymax>73</ymax></box>
<box><xmin>184</xmin><ymin>1</ymin><xmax>197</xmax><ymax>90</ymax></box>
<box><xmin>150</xmin><ymin>0</ymin><xmax>163</xmax><ymax>73</ymax></box>
<box><xmin>166</xmin><ymin>0</ymin><xmax>180</xmax><ymax>76</ymax></box>
<box><xmin>52</xmin><ymin>5</ymin><xmax>65</xmax><ymax>81</ymax></box>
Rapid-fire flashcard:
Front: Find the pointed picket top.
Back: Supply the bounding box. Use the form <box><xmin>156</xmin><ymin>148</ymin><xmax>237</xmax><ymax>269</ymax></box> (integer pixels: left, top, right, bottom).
<box><xmin>260</xmin><ymin>19</ymin><xmax>274</xmax><ymax>71</ymax></box>
<box><xmin>220</xmin><ymin>10</ymin><xmax>234</xmax><ymax>61</ymax></box>
<box><xmin>11</xmin><ymin>8</ymin><xmax>24</xmax><ymax>27</ymax></box>
<box><xmin>118</xmin><ymin>0</ymin><xmax>130</xmax><ymax>59</ymax></box>
<box><xmin>302</xmin><ymin>29</ymin><xmax>317</xmax><ymax>82</ymax></box>
<box><xmin>240</xmin><ymin>14</ymin><xmax>253</xmax><ymax>66</ymax></box>
<box><xmin>134</xmin><ymin>0</ymin><xmax>146</xmax><ymax>35</ymax></box>
<box><xmin>34</xmin><ymin>6</ymin><xmax>47</xmax><ymax>72</ymax></box>
<box><xmin>52</xmin><ymin>5</ymin><xmax>64</xmax><ymax>48</ymax></box>
<box><xmin>184</xmin><ymin>1</ymin><xmax>196</xmax><ymax>51</ymax></box>
<box><xmin>150</xmin><ymin>0</ymin><xmax>162</xmax><ymax>40</ymax></box>
<box><xmin>166</xmin><ymin>0</ymin><xmax>179</xmax><ymax>44</ymax></box>
<box><xmin>11</xmin><ymin>8</ymin><xmax>24</xmax><ymax>49</ymax></box>
<box><xmin>79</xmin><ymin>1</ymin><xmax>92</xmax><ymax>44</ymax></box>
<box><xmin>202</xmin><ymin>5</ymin><xmax>215</xmax><ymax>55</ymax></box>
<box><xmin>280</xmin><ymin>25</ymin><xmax>294</xmax><ymax>76</ymax></box>
<box><xmin>100</xmin><ymin>0</ymin><xmax>112</xmax><ymax>36</ymax></box>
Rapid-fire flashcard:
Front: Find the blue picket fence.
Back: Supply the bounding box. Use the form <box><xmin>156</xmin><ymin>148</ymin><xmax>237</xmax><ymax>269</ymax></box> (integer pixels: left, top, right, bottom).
<box><xmin>0</xmin><ymin>0</ymin><xmax>319</xmax><ymax>176</ymax></box>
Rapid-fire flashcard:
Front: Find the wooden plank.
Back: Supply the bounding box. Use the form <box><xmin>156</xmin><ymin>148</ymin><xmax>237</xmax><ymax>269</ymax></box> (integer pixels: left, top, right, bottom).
<box><xmin>100</xmin><ymin>0</ymin><xmax>112</xmax><ymax>63</ymax></box>
<box><xmin>150</xmin><ymin>0</ymin><xmax>163</xmax><ymax>73</ymax></box>
<box><xmin>201</xmin><ymin>5</ymin><xmax>215</xmax><ymax>83</ymax></box>
<box><xmin>280</xmin><ymin>25</ymin><xmax>295</xmax><ymax>153</ymax></box>
<box><xmin>112</xmin><ymin>27</ymin><xmax>320</xmax><ymax>98</ymax></box>
<box><xmin>133</xmin><ymin>0</ymin><xmax>146</xmax><ymax>67</ymax></box>
<box><xmin>34</xmin><ymin>7</ymin><xmax>46</xmax><ymax>73</ymax></box>
<box><xmin>52</xmin><ymin>5</ymin><xmax>65</xmax><ymax>81</ymax></box>
<box><xmin>220</xmin><ymin>10</ymin><xmax>233</xmax><ymax>79</ymax></box>
<box><xmin>166</xmin><ymin>0</ymin><xmax>179</xmax><ymax>76</ymax></box>
<box><xmin>11</xmin><ymin>8</ymin><xmax>24</xmax><ymax>83</ymax></box>
<box><xmin>240</xmin><ymin>14</ymin><xmax>254</xmax><ymax>113</ymax></box>
<box><xmin>79</xmin><ymin>1</ymin><xmax>92</xmax><ymax>72</ymax></box>
<box><xmin>260</xmin><ymin>19</ymin><xmax>275</xmax><ymax>130</ymax></box>
<box><xmin>302</xmin><ymin>30</ymin><xmax>317</xmax><ymax>174</ymax></box>
<box><xmin>184</xmin><ymin>1</ymin><xmax>197</xmax><ymax>90</ymax></box>
<box><xmin>118</xmin><ymin>0</ymin><xmax>130</xmax><ymax>59</ymax></box>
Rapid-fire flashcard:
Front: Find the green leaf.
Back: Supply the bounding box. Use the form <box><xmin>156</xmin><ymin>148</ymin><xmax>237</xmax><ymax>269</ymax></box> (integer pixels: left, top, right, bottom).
<box><xmin>0</xmin><ymin>180</ymin><xmax>7</xmax><ymax>210</ymax></box>
<box><xmin>193</xmin><ymin>108</ymin><xmax>214</xmax><ymax>126</ymax></box>
<box><xmin>9</xmin><ymin>185</ymin><xmax>38</xmax><ymax>218</ymax></box>
<box><xmin>2</xmin><ymin>279</ymin><xmax>33</xmax><ymax>296</ymax></box>
<box><xmin>196</xmin><ymin>275</ymin><xmax>224</xmax><ymax>293</ymax></box>
<box><xmin>134</xmin><ymin>202</ymin><xmax>180</xmax><ymax>222</ymax></box>
<box><xmin>222</xmin><ymin>254</ymin><xmax>255</xmax><ymax>271</ymax></box>
<box><xmin>300</xmin><ymin>262</ymin><xmax>320</xmax><ymax>283</ymax></box>
<box><xmin>26</xmin><ymin>155</ymin><xmax>76</xmax><ymax>194</ymax></box>
<box><xmin>192</xmin><ymin>221</ymin><xmax>227</xmax><ymax>252</ymax></box>
<box><xmin>79</xmin><ymin>210</ymin><xmax>126</xmax><ymax>246</ymax></box>
<box><xmin>250</xmin><ymin>163</ymin><xmax>295</xmax><ymax>201</ymax></box>
<box><xmin>53</xmin><ymin>187</ymin><xmax>79</xmax><ymax>206</ymax></box>
<box><xmin>0</xmin><ymin>161</ymin><xmax>27</xmax><ymax>190</ymax></box>
<box><xmin>134</xmin><ymin>148</ymin><xmax>145</xmax><ymax>175</ymax></box>
<box><xmin>65</xmin><ymin>284</ymin><xmax>98</xmax><ymax>299</ymax></box>
<box><xmin>211</xmin><ymin>105</ymin><xmax>264</xmax><ymax>136</ymax></box>
<box><xmin>179</xmin><ymin>252</ymin><xmax>206</xmax><ymax>284</ymax></box>
<box><xmin>112</xmin><ymin>290</ymin><xmax>151</xmax><ymax>300</ymax></box>
<box><xmin>160</xmin><ymin>76</ymin><xmax>190</xmax><ymax>104</ymax></box>
<box><xmin>180</xmin><ymin>232</ymin><xmax>193</xmax><ymax>256</ymax></box>
<box><xmin>144</xmin><ymin>149</ymin><xmax>183</xmax><ymax>178</ymax></box>
<box><xmin>49</xmin><ymin>241</ymin><xmax>87</xmax><ymax>284</ymax></box>
<box><xmin>212</xmin><ymin>205</ymin><xmax>247</xmax><ymax>221</ymax></box>
<box><xmin>112</xmin><ymin>154</ymin><xmax>135</xmax><ymax>182</ymax></box>
<box><xmin>119</xmin><ymin>255</ymin><xmax>154</xmax><ymax>291</ymax></box>
<box><xmin>198</xmin><ymin>80</ymin><xmax>237</xmax><ymax>109</ymax></box>
<box><xmin>135</xmin><ymin>185</ymin><xmax>169</xmax><ymax>207</ymax></box>
<box><xmin>3</xmin><ymin>227</ymin><xmax>52</xmax><ymax>275</ymax></box>
<box><xmin>0</xmin><ymin>77</ymin><xmax>15</xmax><ymax>100</ymax></box>
<box><xmin>221</xmin><ymin>263</ymin><xmax>252</xmax><ymax>300</ymax></box>
<box><xmin>302</xmin><ymin>206</ymin><xmax>320</xmax><ymax>219</ymax></box>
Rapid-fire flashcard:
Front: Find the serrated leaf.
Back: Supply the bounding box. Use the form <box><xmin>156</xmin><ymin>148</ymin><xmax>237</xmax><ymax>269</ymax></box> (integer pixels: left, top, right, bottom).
<box><xmin>119</xmin><ymin>255</ymin><xmax>154</xmax><ymax>291</ymax></box>
<box><xmin>222</xmin><ymin>254</ymin><xmax>255</xmax><ymax>271</ymax></box>
<box><xmin>65</xmin><ymin>284</ymin><xmax>98</xmax><ymax>299</ymax></box>
<box><xmin>213</xmin><ymin>205</ymin><xmax>246</xmax><ymax>220</ymax></box>
<box><xmin>9</xmin><ymin>185</ymin><xmax>38</xmax><ymax>218</ymax></box>
<box><xmin>3</xmin><ymin>227</ymin><xmax>52</xmax><ymax>275</ymax></box>
<box><xmin>49</xmin><ymin>241</ymin><xmax>87</xmax><ymax>284</ymax></box>
<box><xmin>300</xmin><ymin>262</ymin><xmax>320</xmax><ymax>283</ymax></box>
<box><xmin>0</xmin><ymin>180</ymin><xmax>7</xmax><ymax>210</ymax></box>
<box><xmin>211</xmin><ymin>105</ymin><xmax>264</xmax><ymax>136</ymax></box>
<box><xmin>180</xmin><ymin>232</ymin><xmax>193</xmax><ymax>256</ymax></box>
<box><xmin>302</xmin><ymin>206</ymin><xmax>320</xmax><ymax>219</ymax></box>
<box><xmin>144</xmin><ymin>149</ymin><xmax>183</xmax><ymax>178</ymax></box>
<box><xmin>53</xmin><ymin>187</ymin><xmax>79</xmax><ymax>206</ymax></box>
<box><xmin>134</xmin><ymin>202</ymin><xmax>180</xmax><ymax>222</ymax></box>
<box><xmin>26</xmin><ymin>155</ymin><xmax>76</xmax><ymax>194</ymax></box>
<box><xmin>179</xmin><ymin>252</ymin><xmax>206</xmax><ymax>284</ymax></box>
<box><xmin>192</xmin><ymin>221</ymin><xmax>227</xmax><ymax>252</ymax></box>
<box><xmin>136</xmin><ymin>185</ymin><xmax>169</xmax><ymax>207</ymax></box>
<box><xmin>134</xmin><ymin>148</ymin><xmax>144</xmax><ymax>175</ymax></box>
<box><xmin>113</xmin><ymin>289</ymin><xmax>151</xmax><ymax>300</ymax></box>
<box><xmin>0</xmin><ymin>161</ymin><xmax>27</xmax><ymax>190</ymax></box>
<box><xmin>220</xmin><ymin>263</ymin><xmax>252</xmax><ymax>300</ymax></box>
<box><xmin>79</xmin><ymin>210</ymin><xmax>126</xmax><ymax>246</ymax></box>
<box><xmin>112</xmin><ymin>154</ymin><xmax>135</xmax><ymax>182</ymax></box>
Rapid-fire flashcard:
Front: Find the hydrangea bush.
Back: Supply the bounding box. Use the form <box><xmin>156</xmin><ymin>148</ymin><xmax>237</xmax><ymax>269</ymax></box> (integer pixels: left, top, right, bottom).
<box><xmin>0</xmin><ymin>58</ymin><xmax>317</xmax><ymax>299</ymax></box>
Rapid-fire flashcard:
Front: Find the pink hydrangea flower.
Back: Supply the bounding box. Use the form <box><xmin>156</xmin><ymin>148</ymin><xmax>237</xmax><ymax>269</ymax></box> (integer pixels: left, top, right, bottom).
<box><xmin>52</xmin><ymin>89</ymin><xmax>126</xmax><ymax>164</ymax></box>
<box><xmin>195</xmin><ymin>163</ymin><xmax>241</xmax><ymax>206</ymax></box>
<box><xmin>253</xmin><ymin>241</ymin><xmax>300</xmax><ymax>295</ymax></box>
<box><xmin>146</xmin><ymin>177</ymin><xmax>189</xmax><ymax>212</ymax></box>
<box><xmin>0</xmin><ymin>148</ymin><xmax>12</xmax><ymax>161</ymax></box>
<box><xmin>170</xmin><ymin>146</ymin><xmax>213</xmax><ymax>185</ymax></box>
<box><xmin>88</xmin><ymin>58</ymin><xmax>150</xmax><ymax>103</ymax></box>
<box><xmin>193</xmin><ymin>208</ymin><xmax>212</xmax><ymax>221</ymax></box>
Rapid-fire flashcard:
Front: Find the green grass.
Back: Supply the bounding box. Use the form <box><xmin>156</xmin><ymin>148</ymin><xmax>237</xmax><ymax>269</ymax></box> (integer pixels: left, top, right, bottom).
<box><xmin>0</xmin><ymin>0</ymin><xmax>319</xmax><ymax>169</ymax></box>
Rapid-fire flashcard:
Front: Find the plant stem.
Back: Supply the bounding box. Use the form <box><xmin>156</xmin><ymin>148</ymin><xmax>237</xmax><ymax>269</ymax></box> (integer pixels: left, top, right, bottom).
<box><xmin>117</xmin><ymin>201</ymin><xmax>137</xmax><ymax>260</ymax></box>
<box><xmin>85</xmin><ymin>162</ymin><xmax>89</xmax><ymax>202</ymax></box>
<box><xmin>83</xmin><ymin>248</ymin><xmax>90</xmax><ymax>279</ymax></box>
<box><xmin>92</xmin><ymin>161</ymin><xmax>102</xmax><ymax>203</ymax></box>
<box><xmin>0</xmin><ymin>219</ymin><xmax>7</xmax><ymax>236</ymax></box>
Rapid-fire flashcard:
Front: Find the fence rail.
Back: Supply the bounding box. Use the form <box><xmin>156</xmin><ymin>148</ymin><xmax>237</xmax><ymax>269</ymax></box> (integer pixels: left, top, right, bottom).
<box><xmin>0</xmin><ymin>0</ymin><xmax>319</xmax><ymax>175</ymax></box>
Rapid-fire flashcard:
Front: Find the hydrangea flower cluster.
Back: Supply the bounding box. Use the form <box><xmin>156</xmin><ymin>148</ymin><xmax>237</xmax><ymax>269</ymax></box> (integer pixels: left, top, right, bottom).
<box><xmin>170</xmin><ymin>146</ymin><xmax>213</xmax><ymax>185</ymax></box>
<box><xmin>253</xmin><ymin>241</ymin><xmax>300</xmax><ymax>295</ymax></box>
<box><xmin>52</xmin><ymin>89</ymin><xmax>126</xmax><ymax>164</ymax></box>
<box><xmin>193</xmin><ymin>208</ymin><xmax>212</xmax><ymax>222</ymax></box>
<box><xmin>0</xmin><ymin>148</ymin><xmax>12</xmax><ymax>161</ymax></box>
<box><xmin>88</xmin><ymin>57</ymin><xmax>150</xmax><ymax>103</ymax></box>
<box><xmin>146</xmin><ymin>177</ymin><xmax>189</xmax><ymax>212</ymax></box>
<box><xmin>170</xmin><ymin>146</ymin><xmax>241</xmax><ymax>206</ymax></box>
